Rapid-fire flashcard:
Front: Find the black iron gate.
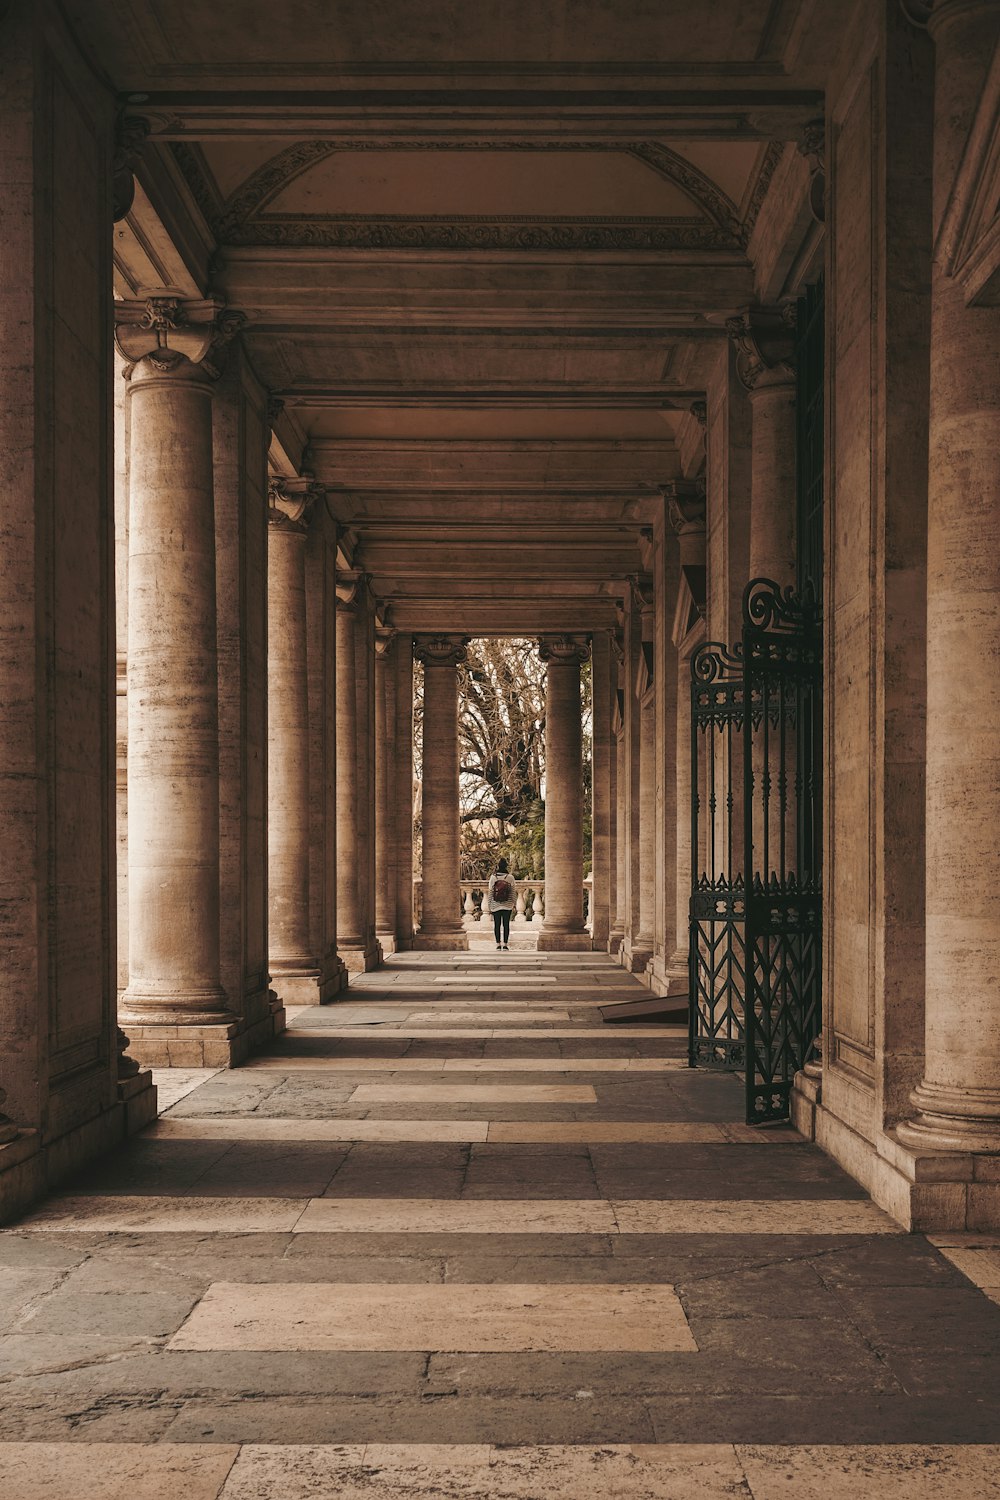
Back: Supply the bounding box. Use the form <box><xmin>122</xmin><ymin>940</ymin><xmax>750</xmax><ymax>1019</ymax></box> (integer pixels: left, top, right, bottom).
<box><xmin>689</xmin><ymin>577</ymin><xmax>822</xmax><ymax>1123</ymax></box>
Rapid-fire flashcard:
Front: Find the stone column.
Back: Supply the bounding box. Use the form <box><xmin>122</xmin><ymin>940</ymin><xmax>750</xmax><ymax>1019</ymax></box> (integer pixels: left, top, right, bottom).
<box><xmin>637</xmin><ymin>598</ymin><xmax>656</xmax><ymax>957</ymax></box>
<box><xmin>267</xmin><ymin>478</ymin><xmax>321</xmax><ymax>1004</ymax></box>
<box><xmin>726</xmin><ymin>305</ymin><xmax>798</xmax><ymax>586</ymax></box>
<box><xmin>898</xmin><ymin>0</ymin><xmax>1000</xmax><ymax>1157</ymax></box>
<box><xmin>119</xmin><ymin>350</ymin><xmax>233</xmax><ymax>1043</ymax></box>
<box><xmin>413</xmin><ymin>636</ymin><xmax>469</xmax><ymax>950</ymax></box>
<box><xmin>608</xmin><ymin>624</ymin><xmax>627</xmax><ymax>955</ymax></box>
<box><xmin>393</xmin><ymin>636</ymin><xmax>416</xmax><ymax>950</ymax></box>
<box><xmin>375</xmin><ymin>627</ymin><xmax>399</xmax><ymax>953</ymax></box>
<box><xmin>589</xmin><ymin>629</ymin><xmax>613</xmax><ymax>949</ymax></box>
<box><xmin>336</xmin><ymin>572</ymin><xmax>380</xmax><ymax>972</ymax></box>
<box><xmin>667</xmin><ymin>483</ymin><xmax>708</xmax><ymax>983</ymax></box>
<box><xmin>537</xmin><ymin>635</ymin><xmax>592</xmax><ymax>951</ymax></box>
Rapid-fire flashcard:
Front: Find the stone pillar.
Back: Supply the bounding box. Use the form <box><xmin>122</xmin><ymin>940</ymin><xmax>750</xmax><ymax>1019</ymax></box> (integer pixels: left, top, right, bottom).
<box><xmin>621</xmin><ymin>583</ymin><xmax>655</xmax><ymax>971</ymax></box>
<box><xmin>637</xmin><ymin>608</ymin><xmax>656</xmax><ymax>956</ymax></box>
<box><xmin>589</xmin><ymin>630</ymin><xmax>614</xmax><ymax>949</ymax></box>
<box><xmin>413</xmin><ymin>636</ymin><xmax>470</xmax><ymax>950</ymax></box>
<box><xmin>267</xmin><ymin>478</ymin><xmax>322</xmax><ymax>1003</ymax></box>
<box><xmin>608</xmin><ymin>624</ymin><xmax>627</xmax><ymax>955</ymax></box>
<box><xmin>119</xmin><ymin>351</ymin><xmax>234</xmax><ymax>1043</ymax></box>
<box><xmin>537</xmin><ymin>635</ymin><xmax>592</xmax><ymax>951</ymax></box>
<box><xmin>393</xmin><ymin>636</ymin><xmax>416</xmax><ymax>950</ymax></box>
<box><xmin>726</xmin><ymin>305</ymin><xmax>798</xmax><ymax>586</ymax></box>
<box><xmin>305</xmin><ymin>499</ymin><xmax>348</xmax><ymax>1001</ymax></box>
<box><xmin>898</xmin><ymin>0</ymin><xmax>1000</xmax><ymax>1158</ymax></box>
<box><xmin>666</xmin><ymin>482</ymin><xmax>708</xmax><ymax>984</ymax></box>
<box><xmin>336</xmin><ymin>572</ymin><xmax>381</xmax><ymax>972</ymax></box>
<box><xmin>375</xmin><ymin>627</ymin><xmax>399</xmax><ymax>953</ymax></box>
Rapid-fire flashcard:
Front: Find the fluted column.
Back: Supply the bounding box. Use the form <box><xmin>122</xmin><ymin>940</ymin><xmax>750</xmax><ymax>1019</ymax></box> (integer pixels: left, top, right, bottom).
<box><xmin>375</xmin><ymin>627</ymin><xmax>399</xmax><ymax>952</ymax></box>
<box><xmin>898</xmin><ymin>0</ymin><xmax>1000</xmax><ymax>1156</ymax></box>
<box><xmin>267</xmin><ymin>478</ymin><xmax>320</xmax><ymax>1002</ymax></box>
<box><xmin>120</xmin><ymin>351</ymin><xmax>231</xmax><ymax>1028</ymax></box>
<box><xmin>336</xmin><ymin>572</ymin><xmax>380</xmax><ymax>972</ymax></box>
<box><xmin>413</xmin><ymin>635</ymin><xmax>469</xmax><ymax>950</ymax></box>
<box><xmin>727</xmin><ymin>304</ymin><xmax>797</xmax><ymax>586</ymax></box>
<box><xmin>537</xmin><ymin>635</ymin><xmax>592</xmax><ymax>951</ymax></box>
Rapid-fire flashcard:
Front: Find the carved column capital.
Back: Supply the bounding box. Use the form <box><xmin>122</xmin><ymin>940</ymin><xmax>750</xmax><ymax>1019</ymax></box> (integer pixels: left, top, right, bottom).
<box><xmin>797</xmin><ymin>118</ymin><xmax>827</xmax><ymax>224</ymax></box>
<box><xmin>268</xmin><ymin>476</ymin><xmax>323</xmax><ymax>536</ymax></box>
<box><xmin>335</xmin><ymin>568</ymin><xmax>373</xmax><ymax>612</ymax></box>
<box><xmin>375</xmin><ymin>625</ymin><xmax>398</xmax><ymax>656</ymax></box>
<box><xmin>725</xmin><ymin>303</ymin><xmax>797</xmax><ymax>391</ymax></box>
<box><xmin>689</xmin><ymin>399</ymin><xmax>708</xmax><ymax>428</ymax></box>
<box><xmin>628</xmin><ymin>574</ymin><xmax>656</xmax><ymax>614</ymax></box>
<box><xmin>115</xmin><ymin>296</ymin><xmax>247</xmax><ymax>379</ymax></box>
<box><xmin>663</xmin><ymin>477</ymin><xmax>707</xmax><ymax>536</ymax></box>
<box><xmin>413</xmin><ymin>634</ymin><xmax>469</xmax><ymax>667</ymax></box>
<box><xmin>538</xmin><ymin>634</ymin><xmax>591</xmax><ymax>665</ymax></box>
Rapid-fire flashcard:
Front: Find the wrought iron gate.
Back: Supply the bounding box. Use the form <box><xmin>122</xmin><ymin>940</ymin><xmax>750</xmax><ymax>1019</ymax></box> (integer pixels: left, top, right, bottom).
<box><xmin>689</xmin><ymin>577</ymin><xmax>822</xmax><ymax>1123</ymax></box>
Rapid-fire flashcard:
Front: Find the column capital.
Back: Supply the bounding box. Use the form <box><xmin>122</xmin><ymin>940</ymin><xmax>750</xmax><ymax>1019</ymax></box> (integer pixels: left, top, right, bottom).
<box><xmin>689</xmin><ymin>399</ymin><xmax>708</xmax><ymax>428</ymax></box>
<box><xmin>414</xmin><ymin>634</ymin><xmax>469</xmax><ymax>667</ymax></box>
<box><xmin>538</xmin><ymin>634</ymin><xmax>591</xmax><ymax>665</ymax></box>
<box><xmin>115</xmin><ymin>295</ymin><xmax>247</xmax><ymax>379</ymax></box>
<box><xmin>267</xmin><ymin>476</ymin><xmax>323</xmax><ymax>536</ymax></box>
<box><xmin>923</xmin><ymin>0</ymin><xmax>1000</xmax><ymax>38</ymax></box>
<box><xmin>375</xmin><ymin>626</ymin><xmax>398</xmax><ymax>656</ymax></box>
<box><xmin>663</xmin><ymin>478</ymin><xmax>707</xmax><ymax>536</ymax></box>
<box><xmin>725</xmin><ymin>303</ymin><xmax>797</xmax><ymax>391</ymax></box>
<box><xmin>797</xmin><ymin>118</ymin><xmax>826</xmax><ymax>224</ymax></box>
<box><xmin>336</xmin><ymin>569</ymin><xmax>374</xmax><ymax>612</ymax></box>
<box><xmin>609</xmin><ymin>627</ymin><xmax>625</xmax><ymax>667</ymax></box>
<box><xmin>628</xmin><ymin>574</ymin><xmax>656</xmax><ymax>614</ymax></box>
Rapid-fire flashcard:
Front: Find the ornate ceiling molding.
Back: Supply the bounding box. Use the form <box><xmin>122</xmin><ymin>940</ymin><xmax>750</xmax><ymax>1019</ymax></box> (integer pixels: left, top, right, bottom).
<box><xmin>206</xmin><ymin>137</ymin><xmax>749</xmax><ymax>253</ymax></box>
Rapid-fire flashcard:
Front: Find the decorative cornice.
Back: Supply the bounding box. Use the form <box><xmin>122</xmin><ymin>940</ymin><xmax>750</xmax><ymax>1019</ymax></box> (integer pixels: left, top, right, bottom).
<box><xmin>538</xmin><ymin>633</ymin><xmax>591</xmax><ymax>665</ymax></box>
<box><xmin>414</xmin><ymin>634</ymin><xmax>469</xmax><ymax>667</ymax></box>
<box><xmin>207</xmin><ymin>137</ymin><xmax>747</xmax><ymax>254</ymax></box>
<box><xmin>743</xmin><ymin>140</ymin><xmax>785</xmax><ymax>237</ymax></box>
<box><xmin>112</xmin><ymin>113</ymin><xmax>150</xmax><ymax>223</ymax></box>
<box><xmin>725</xmin><ymin>303</ymin><xmax>797</xmax><ymax>391</ymax></box>
<box><xmin>268</xmin><ymin>476</ymin><xmax>323</xmax><ymax>535</ymax></box>
<box><xmin>114</xmin><ymin>296</ymin><xmax>246</xmax><ymax>378</ymax></box>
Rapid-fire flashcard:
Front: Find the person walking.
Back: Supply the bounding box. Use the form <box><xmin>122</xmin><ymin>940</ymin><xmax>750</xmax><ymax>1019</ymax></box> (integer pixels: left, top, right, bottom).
<box><xmin>486</xmin><ymin>858</ymin><xmax>517</xmax><ymax>951</ymax></box>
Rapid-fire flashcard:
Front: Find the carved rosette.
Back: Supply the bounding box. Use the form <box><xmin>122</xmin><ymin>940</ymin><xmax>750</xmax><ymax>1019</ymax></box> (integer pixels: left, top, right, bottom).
<box><xmin>538</xmin><ymin>634</ymin><xmax>591</xmax><ymax>665</ymax></box>
<box><xmin>725</xmin><ymin>304</ymin><xmax>797</xmax><ymax>391</ymax></box>
<box><xmin>268</xmin><ymin>476</ymin><xmax>323</xmax><ymax>536</ymax></box>
<box><xmin>414</xmin><ymin>635</ymin><xmax>469</xmax><ymax>668</ymax></box>
<box><xmin>114</xmin><ymin>296</ymin><xmax>247</xmax><ymax>379</ymax></box>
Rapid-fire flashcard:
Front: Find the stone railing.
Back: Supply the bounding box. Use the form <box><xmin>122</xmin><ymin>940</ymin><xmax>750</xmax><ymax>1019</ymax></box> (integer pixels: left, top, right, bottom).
<box><xmin>412</xmin><ymin>877</ymin><xmax>592</xmax><ymax>928</ymax></box>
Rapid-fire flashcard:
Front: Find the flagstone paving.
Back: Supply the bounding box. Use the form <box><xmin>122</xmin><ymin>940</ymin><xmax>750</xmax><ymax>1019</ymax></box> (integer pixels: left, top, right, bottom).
<box><xmin>1</xmin><ymin>952</ymin><xmax>999</xmax><ymax>1496</ymax></box>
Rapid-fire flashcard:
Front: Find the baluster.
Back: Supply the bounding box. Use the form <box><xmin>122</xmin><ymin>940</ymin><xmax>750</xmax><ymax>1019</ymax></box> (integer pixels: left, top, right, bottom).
<box><xmin>463</xmin><ymin>887</ymin><xmax>475</xmax><ymax>920</ymax></box>
<box><xmin>537</xmin><ymin>886</ymin><xmax>544</xmax><ymax>920</ymax></box>
<box><xmin>515</xmin><ymin>888</ymin><xmax>526</xmax><ymax>924</ymax></box>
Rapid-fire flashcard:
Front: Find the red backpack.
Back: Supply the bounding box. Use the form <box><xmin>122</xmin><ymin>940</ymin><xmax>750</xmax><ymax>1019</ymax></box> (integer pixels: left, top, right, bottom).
<box><xmin>493</xmin><ymin>877</ymin><xmax>512</xmax><ymax>903</ymax></box>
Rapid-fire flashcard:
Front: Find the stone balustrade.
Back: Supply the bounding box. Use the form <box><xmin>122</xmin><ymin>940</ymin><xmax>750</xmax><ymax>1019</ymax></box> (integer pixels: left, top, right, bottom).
<box><xmin>412</xmin><ymin>878</ymin><xmax>593</xmax><ymax>929</ymax></box>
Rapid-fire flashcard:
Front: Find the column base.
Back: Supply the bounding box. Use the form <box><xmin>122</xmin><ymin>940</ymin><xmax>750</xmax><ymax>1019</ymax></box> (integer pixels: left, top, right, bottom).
<box><xmin>122</xmin><ymin>1000</ymin><xmax>286</xmax><ymax>1069</ymax></box>
<box><xmin>339</xmin><ymin>936</ymin><xmax>383</xmax><ymax>973</ymax></box>
<box><xmin>536</xmin><ymin>929</ymin><xmax>592</xmax><ymax>951</ymax></box>
<box><xmin>643</xmin><ymin>954</ymin><xmax>689</xmax><ymax>999</ymax></box>
<box><xmin>792</xmin><ymin>1070</ymin><xmax>1000</xmax><ymax>1231</ymax></box>
<box><xmin>0</xmin><ymin>1070</ymin><xmax>157</xmax><ymax>1227</ymax></box>
<box><xmin>319</xmin><ymin>954</ymin><xmax>350</xmax><ymax>1003</ymax></box>
<box><xmin>377</xmin><ymin>928</ymin><xmax>399</xmax><ymax>955</ymax></box>
<box><xmin>607</xmin><ymin>926</ymin><xmax>624</xmax><ymax>958</ymax></box>
<box><xmin>620</xmin><ymin>936</ymin><xmax>653</xmax><ymax>973</ymax></box>
<box><xmin>268</xmin><ymin>965</ymin><xmax>322</xmax><ymax>1008</ymax></box>
<box><xmin>412</xmin><ymin>930</ymin><xmax>470</xmax><ymax>951</ymax></box>
<box><xmin>896</xmin><ymin>1081</ymin><xmax>1000</xmax><ymax>1155</ymax></box>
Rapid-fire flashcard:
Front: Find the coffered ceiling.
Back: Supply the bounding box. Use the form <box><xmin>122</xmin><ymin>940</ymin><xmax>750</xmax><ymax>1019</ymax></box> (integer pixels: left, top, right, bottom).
<box><xmin>99</xmin><ymin>0</ymin><xmax>836</xmax><ymax>632</ymax></box>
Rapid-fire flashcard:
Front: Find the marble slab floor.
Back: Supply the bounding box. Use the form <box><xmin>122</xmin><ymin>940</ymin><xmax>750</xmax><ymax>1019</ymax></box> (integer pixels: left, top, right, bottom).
<box><xmin>2</xmin><ymin>952</ymin><xmax>999</xmax><ymax>1498</ymax></box>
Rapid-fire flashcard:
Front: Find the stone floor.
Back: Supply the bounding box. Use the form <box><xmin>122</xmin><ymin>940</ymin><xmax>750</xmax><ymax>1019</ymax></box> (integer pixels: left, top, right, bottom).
<box><xmin>2</xmin><ymin>952</ymin><xmax>999</xmax><ymax>1497</ymax></box>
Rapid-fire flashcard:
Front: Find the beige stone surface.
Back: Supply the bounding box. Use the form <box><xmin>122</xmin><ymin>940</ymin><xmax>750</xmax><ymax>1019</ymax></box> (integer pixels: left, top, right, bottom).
<box><xmin>219</xmin><ymin>1444</ymin><xmax>749</xmax><ymax>1500</ymax></box>
<box><xmin>168</xmin><ymin>1281</ymin><xmax>696</xmax><ymax>1352</ymax></box>
<box><xmin>348</xmin><ymin>1083</ymin><xmax>597</xmax><ymax>1103</ymax></box>
<box><xmin>243</xmin><ymin>1055</ymin><xmax>682</xmax><ymax>1072</ymax></box>
<box><xmin>0</xmin><ymin>1444</ymin><xmax>238</xmax><ymax>1500</ymax></box>
<box><xmin>612</xmin><ymin>1199</ymin><xmax>901</xmax><ymax>1235</ymax></box>
<box><xmin>736</xmin><ymin>1446</ymin><xmax>1000</xmax><ymax>1500</ymax></box>
<box><xmin>16</xmin><ymin>1196</ymin><xmax>305</xmax><ymax>1233</ymax></box>
<box><xmin>295</xmin><ymin>1198</ymin><xmax>617</xmax><ymax>1234</ymax></box>
<box><xmin>150</xmin><ymin>1117</ymin><xmax>490</xmax><ymax>1142</ymax></box>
